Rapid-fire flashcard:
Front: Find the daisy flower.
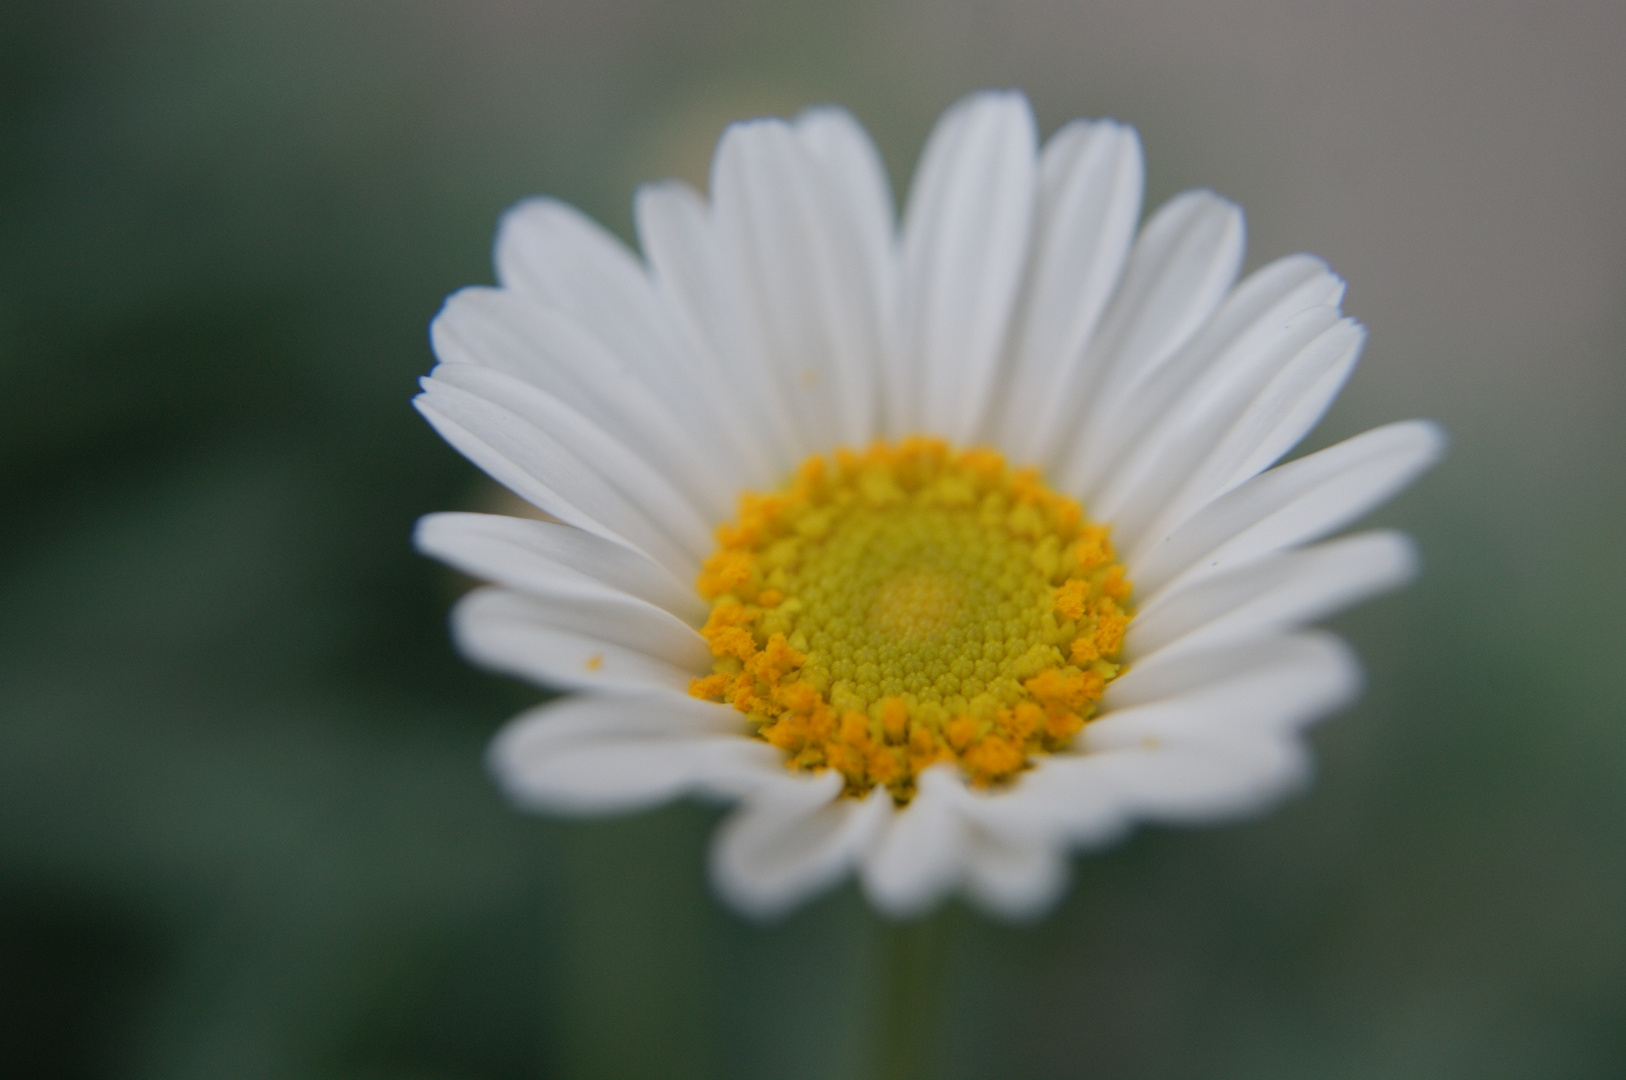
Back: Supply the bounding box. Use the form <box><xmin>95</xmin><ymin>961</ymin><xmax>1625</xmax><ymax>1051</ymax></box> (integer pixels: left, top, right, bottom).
<box><xmin>414</xmin><ymin>90</ymin><xmax>1443</xmax><ymax>920</ymax></box>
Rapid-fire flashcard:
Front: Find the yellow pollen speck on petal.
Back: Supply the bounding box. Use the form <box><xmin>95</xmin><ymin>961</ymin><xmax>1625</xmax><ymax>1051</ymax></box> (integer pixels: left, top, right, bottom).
<box><xmin>687</xmin><ymin>437</ymin><xmax>1133</xmax><ymax>803</ymax></box>
<box><xmin>584</xmin><ymin>653</ymin><xmax>604</xmax><ymax>671</ymax></box>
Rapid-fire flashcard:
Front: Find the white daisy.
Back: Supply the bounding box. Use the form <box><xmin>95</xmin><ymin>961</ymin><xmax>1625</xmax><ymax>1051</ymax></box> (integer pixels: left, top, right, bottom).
<box><xmin>414</xmin><ymin>90</ymin><xmax>1443</xmax><ymax>921</ymax></box>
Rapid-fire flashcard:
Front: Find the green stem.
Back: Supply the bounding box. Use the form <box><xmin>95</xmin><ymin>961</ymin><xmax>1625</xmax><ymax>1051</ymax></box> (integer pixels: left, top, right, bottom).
<box><xmin>871</xmin><ymin>906</ymin><xmax>955</xmax><ymax>1080</ymax></box>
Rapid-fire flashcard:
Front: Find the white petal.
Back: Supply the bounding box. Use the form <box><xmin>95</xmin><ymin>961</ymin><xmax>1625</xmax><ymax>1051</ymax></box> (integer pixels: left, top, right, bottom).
<box><xmin>426</xmin><ymin>362</ymin><xmax>716</xmax><ymax>551</ymax></box>
<box><xmin>495</xmin><ymin>198</ymin><xmax>691</xmax><ymax>409</ymax></box>
<box><xmin>939</xmin><ymin>783</ymin><xmax>1072</xmax><ymax>918</ymax></box>
<box><xmin>1126</xmin><ymin>531</ymin><xmax>1418</xmax><ymax>662</ymax></box>
<box><xmin>1129</xmin><ymin>420</ymin><xmax>1447</xmax><ymax>597</ymax></box>
<box><xmin>960</xmin><ymin>832</ymin><xmax>1069</xmax><ymax>920</ymax></box>
<box><xmin>1060</xmin><ymin>255</ymin><xmax>1339</xmax><ymax>504</ymax></box>
<box><xmin>452</xmin><ymin>587</ymin><xmax>708</xmax><ymax>694</ymax></box>
<box><xmin>711</xmin><ymin>777</ymin><xmax>890</xmax><ymax>920</ymax></box>
<box><xmin>793</xmin><ymin>105</ymin><xmax>897</xmax><ymax>324</ymax></box>
<box><xmin>431</xmin><ymin>286</ymin><xmax>741</xmax><ymax>519</ymax></box>
<box><xmin>795</xmin><ymin>106</ymin><xmax>903</xmax><ymax>448</ymax></box>
<box><xmin>1100</xmin><ymin>631</ymin><xmax>1360</xmax><ymax>729</ymax></box>
<box><xmin>1055</xmin><ymin>740</ymin><xmax>1313</xmax><ymax>825</ymax></box>
<box><xmin>489</xmin><ymin>691</ymin><xmax>779</xmax><ymax>813</ymax></box>
<box><xmin>415</xmin><ymin>511</ymin><xmax>705</xmax><ymax>625</ymax></box>
<box><xmin>991</xmin><ymin>119</ymin><xmax>1144</xmax><ymax>463</ymax></box>
<box><xmin>415</xmin><ymin>388</ymin><xmax>671</xmax><ymax>572</ymax></box>
<box><xmin>860</xmin><ymin>766</ymin><xmax>968</xmax><ymax>917</ymax></box>
<box><xmin>495</xmin><ymin>199</ymin><xmax>746</xmax><ymax>471</ymax></box>
<box><xmin>1092</xmin><ymin>256</ymin><xmax>1341</xmax><ymax>460</ymax></box>
<box><xmin>669</xmin><ymin>153</ymin><xmax>803</xmax><ymax>465</ymax></box>
<box><xmin>710</xmin><ymin>119</ymin><xmax>885</xmax><ymax>448</ymax></box>
<box><xmin>985</xmin><ymin>755</ymin><xmax>1135</xmax><ymax>848</ymax></box>
<box><xmin>416</xmin><ymin>369</ymin><xmax>705</xmax><ymax>578</ymax></box>
<box><xmin>417</xmin><ymin>516</ymin><xmax>706</xmax><ymax>643</ymax></box>
<box><xmin>898</xmin><ymin>90</ymin><xmax>1037</xmax><ymax>441</ymax></box>
<box><xmin>632</xmin><ymin>180</ymin><xmax>789</xmax><ymax>487</ymax></box>
<box><xmin>1056</xmin><ymin>189</ymin><xmax>1243</xmax><ymax>488</ymax></box>
<box><xmin>1130</xmin><ymin>319</ymin><xmax>1363</xmax><ymax>555</ymax></box>
<box><xmin>1094</xmin><ymin>303</ymin><xmax>1349</xmax><ymax>548</ymax></box>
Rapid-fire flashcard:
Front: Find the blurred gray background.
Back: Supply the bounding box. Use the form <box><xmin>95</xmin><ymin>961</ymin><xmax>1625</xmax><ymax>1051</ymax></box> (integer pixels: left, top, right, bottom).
<box><xmin>2</xmin><ymin>2</ymin><xmax>1623</xmax><ymax>1078</ymax></box>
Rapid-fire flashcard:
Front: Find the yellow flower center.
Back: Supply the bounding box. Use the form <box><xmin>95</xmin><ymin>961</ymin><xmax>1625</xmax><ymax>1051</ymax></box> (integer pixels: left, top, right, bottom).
<box><xmin>689</xmin><ymin>437</ymin><xmax>1132</xmax><ymax>803</ymax></box>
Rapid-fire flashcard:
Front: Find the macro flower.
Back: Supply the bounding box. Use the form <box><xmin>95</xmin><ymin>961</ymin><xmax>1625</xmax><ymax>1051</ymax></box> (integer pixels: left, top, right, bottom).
<box><xmin>414</xmin><ymin>90</ymin><xmax>1443</xmax><ymax>920</ymax></box>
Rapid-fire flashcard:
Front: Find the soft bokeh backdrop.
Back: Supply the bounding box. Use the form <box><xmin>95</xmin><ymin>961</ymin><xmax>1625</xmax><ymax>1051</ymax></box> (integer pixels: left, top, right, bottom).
<box><xmin>4</xmin><ymin>2</ymin><xmax>1624</xmax><ymax>1078</ymax></box>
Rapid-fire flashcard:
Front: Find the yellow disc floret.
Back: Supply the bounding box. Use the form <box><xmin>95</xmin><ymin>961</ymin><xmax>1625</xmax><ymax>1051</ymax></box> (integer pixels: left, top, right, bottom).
<box><xmin>689</xmin><ymin>437</ymin><xmax>1131</xmax><ymax>803</ymax></box>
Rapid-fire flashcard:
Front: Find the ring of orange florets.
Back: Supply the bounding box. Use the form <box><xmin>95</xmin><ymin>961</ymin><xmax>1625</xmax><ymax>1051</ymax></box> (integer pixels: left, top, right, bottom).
<box><xmin>688</xmin><ymin>437</ymin><xmax>1131</xmax><ymax>804</ymax></box>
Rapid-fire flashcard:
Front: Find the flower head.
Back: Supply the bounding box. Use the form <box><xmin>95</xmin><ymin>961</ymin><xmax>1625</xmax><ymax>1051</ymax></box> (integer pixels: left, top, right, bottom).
<box><xmin>414</xmin><ymin>90</ymin><xmax>1443</xmax><ymax>920</ymax></box>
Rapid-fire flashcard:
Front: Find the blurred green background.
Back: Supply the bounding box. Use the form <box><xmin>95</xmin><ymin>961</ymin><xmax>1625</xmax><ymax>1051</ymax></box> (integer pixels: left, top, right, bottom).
<box><xmin>3</xmin><ymin>2</ymin><xmax>1624</xmax><ymax>1078</ymax></box>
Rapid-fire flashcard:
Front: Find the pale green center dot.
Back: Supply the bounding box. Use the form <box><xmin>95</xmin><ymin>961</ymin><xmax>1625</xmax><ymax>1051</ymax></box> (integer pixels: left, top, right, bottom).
<box><xmin>870</xmin><ymin>569</ymin><xmax>959</xmax><ymax>639</ymax></box>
